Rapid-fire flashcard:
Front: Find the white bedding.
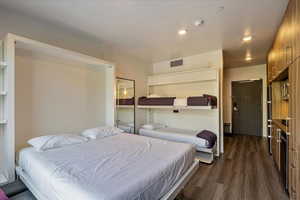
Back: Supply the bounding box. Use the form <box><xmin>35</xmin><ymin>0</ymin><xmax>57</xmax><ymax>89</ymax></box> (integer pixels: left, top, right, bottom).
<box><xmin>18</xmin><ymin>133</ymin><xmax>195</xmax><ymax>200</ymax></box>
<box><xmin>139</xmin><ymin>127</ymin><xmax>210</xmax><ymax>150</ymax></box>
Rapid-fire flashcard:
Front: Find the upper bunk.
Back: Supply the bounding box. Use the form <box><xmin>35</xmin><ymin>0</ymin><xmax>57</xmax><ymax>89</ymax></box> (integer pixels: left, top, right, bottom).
<box><xmin>137</xmin><ymin>68</ymin><xmax>219</xmax><ymax>110</ymax></box>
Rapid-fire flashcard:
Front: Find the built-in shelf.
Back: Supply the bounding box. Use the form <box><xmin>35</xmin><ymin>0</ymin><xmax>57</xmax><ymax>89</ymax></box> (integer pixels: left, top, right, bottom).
<box><xmin>117</xmin><ymin>105</ymin><xmax>134</xmax><ymax>108</ymax></box>
<box><xmin>137</xmin><ymin>105</ymin><xmax>216</xmax><ymax>110</ymax></box>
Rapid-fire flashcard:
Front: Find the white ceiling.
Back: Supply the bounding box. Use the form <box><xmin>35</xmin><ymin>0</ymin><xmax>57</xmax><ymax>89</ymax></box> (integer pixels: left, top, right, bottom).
<box><xmin>0</xmin><ymin>0</ymin><xmax>288</xmax><ymax>68</ymax></box>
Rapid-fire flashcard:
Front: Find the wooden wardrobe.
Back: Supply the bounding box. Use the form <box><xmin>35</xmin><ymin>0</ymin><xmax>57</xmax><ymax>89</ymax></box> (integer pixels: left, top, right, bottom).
<box><xmin>267</xmin><ymin>0</ymin><xmax>300</xmax><ymax>199</ymax></box>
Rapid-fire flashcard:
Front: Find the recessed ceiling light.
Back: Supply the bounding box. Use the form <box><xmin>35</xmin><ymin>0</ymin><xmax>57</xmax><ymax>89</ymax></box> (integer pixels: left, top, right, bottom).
<box><xmin>178</xmin><ymin>29</ymin><xmax>187</xmax><ymax>35</ymax></box>
<box><xmin>243</xmin><ymin>36</ymin><xmax>252</xmax><ymax>42</ymax></box>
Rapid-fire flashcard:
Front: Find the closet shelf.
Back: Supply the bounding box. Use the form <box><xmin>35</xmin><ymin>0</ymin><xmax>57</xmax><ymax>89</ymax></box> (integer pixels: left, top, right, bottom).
<box><xmin>137</xmin><ymin>105</ymin><xmax>216</xmax><ymax>110</ymax></box>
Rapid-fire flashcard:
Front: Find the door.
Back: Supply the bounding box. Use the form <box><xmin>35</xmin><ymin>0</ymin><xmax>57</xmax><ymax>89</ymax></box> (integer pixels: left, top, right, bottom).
<box><xmin>232</xmin><ymin>80</ymin><xmax>263</xmax><ymax>136</ymax></box>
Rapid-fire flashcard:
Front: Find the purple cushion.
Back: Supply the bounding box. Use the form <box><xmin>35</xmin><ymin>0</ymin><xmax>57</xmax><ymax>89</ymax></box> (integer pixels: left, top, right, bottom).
<box><xmin>196</xmin><ymin>130</ymin><xmax>217</xmax><ymax>148</ymax></box>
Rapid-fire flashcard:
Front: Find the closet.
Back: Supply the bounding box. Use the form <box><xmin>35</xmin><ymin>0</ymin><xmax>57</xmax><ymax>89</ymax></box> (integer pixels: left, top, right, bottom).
<box><xmin>0</xmin><ymin>33</ymin><xmax>115</xmax><ymax>185</ymax></box>
<box><xmin>267</xmin><ymin>0</ymin><xmax>300</xmax><ymax>198</ymax></box>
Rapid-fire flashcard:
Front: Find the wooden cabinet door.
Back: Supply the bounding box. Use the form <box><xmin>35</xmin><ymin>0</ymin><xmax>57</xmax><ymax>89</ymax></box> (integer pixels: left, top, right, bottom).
<box><xmin>285</xmin><ymin>0</ymin><xmax>295</xmax><ymax>66</ymax></box>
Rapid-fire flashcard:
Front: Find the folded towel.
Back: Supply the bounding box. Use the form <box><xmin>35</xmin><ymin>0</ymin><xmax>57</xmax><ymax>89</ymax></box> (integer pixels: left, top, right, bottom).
<box><xmin>196</xmin><ymin>130</ymin><xmax>217</xmax><ymax>148</ymax></box>
<box><xmin>0</xmin><ymin>189</ymin><xmax>8</xmax><ymax>200</ymax></box>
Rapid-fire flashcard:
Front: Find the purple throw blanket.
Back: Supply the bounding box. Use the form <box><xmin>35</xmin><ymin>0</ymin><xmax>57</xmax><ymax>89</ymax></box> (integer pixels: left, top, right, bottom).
<box><xmin>0</xmin><ymin>189</ymin><xmax>8</xmax><ymax>200</ymax></box>
<box><xmin>196</xmin><ymin>130</ymin><xmax>217</xmax><ymax>148</ymax></box>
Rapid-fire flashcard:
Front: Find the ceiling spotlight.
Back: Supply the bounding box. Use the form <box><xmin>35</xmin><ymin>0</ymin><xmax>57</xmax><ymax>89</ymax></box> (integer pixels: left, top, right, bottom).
<box><xmin>178</xmin><ymin>29</ymin><xmax>187</xmax><ymax>35</ymax></box>
<box><xmin>243</xmin><ymin>36</ymin><xmax>252</xmax><ymax>42</ymax></box>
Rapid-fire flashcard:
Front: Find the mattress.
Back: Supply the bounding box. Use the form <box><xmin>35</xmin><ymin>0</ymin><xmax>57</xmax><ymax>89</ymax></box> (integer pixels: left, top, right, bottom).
<box><xmin>138</xmin><ymin>96</ymin><xmax>176</xmax><ymax>106</ymax></box>
<box><xmin>187</xmin><ymin>95</ymin><xmax>217</xmax><ymax>106</ymax></box>
<box><xmin>139</xmin><ymin>127</ymin><xmax>211</xmax><ymax>150</ymax></box>
<box><xmin>18</xmin><ymin>134</ymin><xmax>195</xmax><ymax>200</ymax></box>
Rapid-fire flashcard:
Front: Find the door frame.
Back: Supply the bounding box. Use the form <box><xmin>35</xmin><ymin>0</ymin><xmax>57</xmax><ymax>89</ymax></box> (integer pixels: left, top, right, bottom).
<box><xmin>231</xmin><ymin>79</ymin><xmax>263</xmax><ymax>136</ymax></box>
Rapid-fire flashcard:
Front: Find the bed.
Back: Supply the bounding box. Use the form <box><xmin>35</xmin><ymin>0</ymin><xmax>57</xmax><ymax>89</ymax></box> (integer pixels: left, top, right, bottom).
<box><xmin>139</xmin><ymin>127</ymin><xmax>216</xmax><ymax>164</ymax></box>
<box><xmin>16</xmin><ymin>133</ymin><xmax>198</xmax><ymax>200</ymax></box>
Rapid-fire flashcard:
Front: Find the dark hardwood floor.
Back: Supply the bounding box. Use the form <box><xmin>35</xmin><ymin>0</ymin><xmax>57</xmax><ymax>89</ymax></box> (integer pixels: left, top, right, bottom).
<box><xmin>180</xmin><ymin>135</ymin><xmax>289</xmax><ymax>200</ymax></box>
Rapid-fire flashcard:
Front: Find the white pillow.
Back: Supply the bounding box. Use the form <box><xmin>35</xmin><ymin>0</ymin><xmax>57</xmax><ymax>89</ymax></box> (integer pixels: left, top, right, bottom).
<box><xmin>28</xmin><ymin>134</ymin><xmax>88</xmax><ymax>152</ymax></box>
<box><xmin>81</xmin><ymin>126</ymin><xmax>124</xmax><ymax>140</ymax></box>
<box><xmin>141</xmin><ymin>123</ymin><xmax>166</xmax><ymax>130</ymax></box>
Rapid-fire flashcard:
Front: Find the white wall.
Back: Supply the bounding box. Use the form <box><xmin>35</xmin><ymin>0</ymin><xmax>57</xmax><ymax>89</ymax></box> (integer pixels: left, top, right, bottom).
<box><xmin>153</xmin><ymin>50</ymin><xmax>223</xmax><ymax>74</ymax></box>
<box><xmin>15</xmin><ymin>49</ymin><xmax>107</xmax><ymax>151</ymax></box>
<box><xmin>223</xmin><ymin>64</ymin><xmax>267</xmax><ymax>137</ymax></box>
<box><xmin>0</xmin><ymin>7</ymin><xmax>151</xmax><ymax>132</ymax></box>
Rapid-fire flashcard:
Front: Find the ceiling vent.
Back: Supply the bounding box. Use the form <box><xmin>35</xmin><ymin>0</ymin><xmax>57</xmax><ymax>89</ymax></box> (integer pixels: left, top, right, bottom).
<box><xmin>170</xmin><ymin>59</ymin><xmax>183</xmax><ymax>67</ymax></box>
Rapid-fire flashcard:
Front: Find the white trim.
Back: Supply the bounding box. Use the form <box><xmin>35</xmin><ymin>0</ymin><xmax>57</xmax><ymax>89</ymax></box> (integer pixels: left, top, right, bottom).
<box><xmin>17</xmin><ymin>160</ymin><xmax>199</xmax><ymax>200</ymax></box>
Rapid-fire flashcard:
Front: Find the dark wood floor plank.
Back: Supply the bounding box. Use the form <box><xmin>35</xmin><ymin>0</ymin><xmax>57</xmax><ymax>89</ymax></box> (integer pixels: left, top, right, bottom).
<box><xmin>182</xmin><ymin>135</ymin><xmax>289</xmax><ymax>200</ymax></box>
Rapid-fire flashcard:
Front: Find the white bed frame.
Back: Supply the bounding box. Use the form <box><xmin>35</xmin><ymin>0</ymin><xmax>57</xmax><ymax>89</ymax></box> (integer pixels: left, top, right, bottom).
<box><xmin>16</xmin><ymin>160</ymin><xmax>199</xmax><ymax>200</ymax></box>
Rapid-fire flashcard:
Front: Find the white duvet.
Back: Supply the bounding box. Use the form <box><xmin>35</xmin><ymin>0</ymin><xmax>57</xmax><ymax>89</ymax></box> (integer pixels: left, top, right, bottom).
<box><xmin>18</xmin><ymin>134</ymin><xmax>195</xmax><ymax>200</ymax></box>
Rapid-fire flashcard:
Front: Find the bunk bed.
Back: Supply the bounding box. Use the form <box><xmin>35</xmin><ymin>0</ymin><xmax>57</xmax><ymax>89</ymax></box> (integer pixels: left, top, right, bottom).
<box><xmin>137</xmin><ymin>68</ymin><xmax>222</xmax><ymax>162</ymax></box>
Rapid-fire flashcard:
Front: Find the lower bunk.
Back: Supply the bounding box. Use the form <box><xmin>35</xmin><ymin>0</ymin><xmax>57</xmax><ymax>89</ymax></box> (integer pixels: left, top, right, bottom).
<box><xmin>139</xmin><ymin>125</ymin><xmax>217</xmax><ymax>164</ymax></box>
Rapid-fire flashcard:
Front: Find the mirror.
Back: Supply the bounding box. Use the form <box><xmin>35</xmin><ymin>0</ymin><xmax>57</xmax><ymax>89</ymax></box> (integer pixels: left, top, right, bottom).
<box><xmin>116</xmin><ymin>78</ymin><xmax>135</xmax><ymax>133</ymax></box>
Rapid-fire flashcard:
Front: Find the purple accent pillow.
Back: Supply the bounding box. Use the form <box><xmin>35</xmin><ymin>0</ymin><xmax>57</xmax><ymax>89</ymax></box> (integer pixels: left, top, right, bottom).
<box><xmin>0</xmin><ymin>189</ymin><xmax>8</xmax><ymax>200</ymax></box>
<box><xmin>196</xmin><ymin>130</ymin><xmax>217</xmax><ymax>148</ymax></box>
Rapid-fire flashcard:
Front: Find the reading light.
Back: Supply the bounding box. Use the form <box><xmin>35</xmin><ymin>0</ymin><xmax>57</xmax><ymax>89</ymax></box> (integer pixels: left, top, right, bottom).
<box><xmin>243</xmin><ymin>36</ymin><xmax>252</xmax><ymax>42</ymax></box>
<box><xmin>178</xmin><ymin>29</ymin><xmax>187</xmax><ymax>35</ymax></box>
<box><xmin>123</xmin><ymin>88</ymin><xmax>127</xmax><ymax>96</ymax></box>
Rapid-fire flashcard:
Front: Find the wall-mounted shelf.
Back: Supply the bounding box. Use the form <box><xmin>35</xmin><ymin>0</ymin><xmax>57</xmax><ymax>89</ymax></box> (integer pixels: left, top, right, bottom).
<box><xmin>137</xmin><ymin>105</ymin><xmax>216</xmax><ymax>110</ymax></box>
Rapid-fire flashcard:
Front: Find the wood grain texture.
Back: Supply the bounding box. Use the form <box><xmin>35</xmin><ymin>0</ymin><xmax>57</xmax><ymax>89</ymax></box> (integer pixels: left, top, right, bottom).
<box><xmin>179</xmin><ymin>135</ymin><xmax>289</xmax><ymax>200</ymax></box>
